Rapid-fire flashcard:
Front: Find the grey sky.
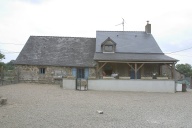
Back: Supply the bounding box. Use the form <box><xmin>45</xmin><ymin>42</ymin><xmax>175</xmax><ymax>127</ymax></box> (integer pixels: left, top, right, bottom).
<box><xmin>0</xmin><ymin>0</ymin><xmax>192</xmax><ymax>64</ymax></box>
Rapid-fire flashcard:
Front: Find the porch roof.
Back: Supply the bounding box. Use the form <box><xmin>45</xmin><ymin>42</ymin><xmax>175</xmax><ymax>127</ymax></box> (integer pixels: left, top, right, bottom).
<box><xmin>94</xmin><ymin>53</ymin><xmax>178</xmax><ymax>62</ymax></box>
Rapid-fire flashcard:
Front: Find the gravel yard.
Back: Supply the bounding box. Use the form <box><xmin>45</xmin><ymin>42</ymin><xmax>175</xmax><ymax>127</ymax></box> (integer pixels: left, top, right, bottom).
<box><xmin>0</xmin><ymin>83</ymin><xmax>192</xmax><ymax>128</ymax></box>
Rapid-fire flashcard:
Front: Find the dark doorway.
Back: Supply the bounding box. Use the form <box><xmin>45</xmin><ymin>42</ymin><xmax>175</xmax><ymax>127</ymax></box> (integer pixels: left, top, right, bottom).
<box><xmin>130</xmin><ymin>69</ymin><xmax>141</xmax><ymax>79</ymax></box>
<box><xmin>76</xmin><ymin>68</ymin><xmax>88</xmax><ymax>91</ymax></box>
<box><xmin>77</xmin><ymin>68</ymin><xmax>85</xmax><ymax>79</ymax></box>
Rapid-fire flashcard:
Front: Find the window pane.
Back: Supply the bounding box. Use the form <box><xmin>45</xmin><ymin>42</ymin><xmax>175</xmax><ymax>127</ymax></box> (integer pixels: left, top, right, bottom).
<box><xmin>104</xmin><ymin>45</ymin><xmax>113</xmax><ymax>52</ymax></box>
<box><xmin>39</xmin><ymin>68</ymin><xmax>45</xmax><ymax>74</ymax></box>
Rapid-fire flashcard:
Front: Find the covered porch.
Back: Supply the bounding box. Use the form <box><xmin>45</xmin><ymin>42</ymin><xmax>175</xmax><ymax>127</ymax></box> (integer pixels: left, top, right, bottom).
<box><xmin>80</xmin><ymin>60</ymin><xmax>176</xmax><ymax>93</ymax></box>
<box><xmin>96</xmin><ymin>61</ymin><xmax>176</xmax><ymax>80</ymax></box>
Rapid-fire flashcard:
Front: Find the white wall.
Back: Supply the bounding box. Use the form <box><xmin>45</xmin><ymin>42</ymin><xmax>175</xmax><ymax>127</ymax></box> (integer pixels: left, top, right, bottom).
<box><xmin>88</xmin><ymin>80</ymin><xmax>175</xmax><ymax>93</ymax></box>
<box><xmin>63</xmin><ymin>79</ymin><xmax>76</xmax><ymax>89</ymax></box>
<box><xmin>63</xmin><ymin>79</ymin><xmax>176</xmax><ymax>93</ymax></box>
<box><xmin>176</xmin><ymin>84</ymin><xmax>182</xmax><ymax>91</ymax></box>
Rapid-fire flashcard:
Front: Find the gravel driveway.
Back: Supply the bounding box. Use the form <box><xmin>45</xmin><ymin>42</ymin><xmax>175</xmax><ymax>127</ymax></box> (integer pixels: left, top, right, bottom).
<box><xmin>0</xmin><ymin>83</ymin><xmax>192</xmax><ymax>128</ymax></box>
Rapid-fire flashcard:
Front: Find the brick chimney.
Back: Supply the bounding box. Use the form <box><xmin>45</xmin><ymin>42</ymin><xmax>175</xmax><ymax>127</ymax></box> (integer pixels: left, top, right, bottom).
<box><xmin>145</xmin><ymin>21</ymin><xmax>151</xmax><ymax>34</ymax></box>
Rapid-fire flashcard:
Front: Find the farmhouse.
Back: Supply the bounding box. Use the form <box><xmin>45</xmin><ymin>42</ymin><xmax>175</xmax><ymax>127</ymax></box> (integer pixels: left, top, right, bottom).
<box><xmin>14</xmin><ymin>22</ymin><xmax>178</xmax><ymax>92</ymax></box>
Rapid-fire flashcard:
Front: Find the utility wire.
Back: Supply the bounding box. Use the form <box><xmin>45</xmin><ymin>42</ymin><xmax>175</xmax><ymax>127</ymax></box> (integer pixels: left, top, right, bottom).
<box><xmin>165</xmin><ymin>46</ymin><xmax>192</xmax><ymax>54</ymax></box>
<box><xmin>165</xmin><ymin>53</ymin><xmax>192</xmax><ymax>57</ymax></box>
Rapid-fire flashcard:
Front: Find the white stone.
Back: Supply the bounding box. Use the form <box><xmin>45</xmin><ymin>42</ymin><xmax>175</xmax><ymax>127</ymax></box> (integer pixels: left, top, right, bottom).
<box><xmin>97</xmin><ymin>110</ymin><xmax>103</xmax><ymax>114</ymax></box>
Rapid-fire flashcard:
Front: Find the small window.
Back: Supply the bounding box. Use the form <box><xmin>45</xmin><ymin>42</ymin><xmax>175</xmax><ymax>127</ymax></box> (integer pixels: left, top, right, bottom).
<box><xmin>104</xmin><ymin>45</ymin><xmax>113</xmax><ymax>52</ymax></box>
<box><xmin>39</xmin><ymin>68</ymin><xmax>45</xmax><ymax>74</ymax></box>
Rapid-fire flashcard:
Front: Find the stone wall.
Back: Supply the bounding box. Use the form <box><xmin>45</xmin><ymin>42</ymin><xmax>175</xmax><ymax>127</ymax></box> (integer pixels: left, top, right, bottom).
<box><xmin>15</xmin><ymin>65</ymin><xmax>97</xmax><ymax>84</ymax></box>
<box><xmin>15</xmin><ymin>65</ymin><xmax>72</xmax><ymax>84</ymax></box>
<box><xmin>161</xmin><ymin>65</ymin><xmax>183</xmax><ymax>80</ymax></box>
<box><xmin>88</xmin><ymin>68</ymin><xmax>96</xmax><ymax>77</ymax></box>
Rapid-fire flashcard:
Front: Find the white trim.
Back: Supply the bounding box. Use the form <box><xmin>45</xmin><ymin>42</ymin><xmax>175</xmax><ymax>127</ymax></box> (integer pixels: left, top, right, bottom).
<box><xmin>103</xmin><ymin>52</ymin><xmax>115</xmax><ymax>53</ymax></box>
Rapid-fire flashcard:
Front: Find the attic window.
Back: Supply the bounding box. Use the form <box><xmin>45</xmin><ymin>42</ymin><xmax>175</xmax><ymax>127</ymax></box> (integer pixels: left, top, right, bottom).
<box><xmin>104</xmin><ymin>45</ymin><xmax>113</xmax><ymax>52</ymax></box>
<box><xmin>39</xmin><ymin>68</ymin><xmax>45</xmax><ymax>74</ymax></box>
<box><xmin>101</xmin><ymin>37</ymin><xmax>116</xmax><ymax>53</ymax></box>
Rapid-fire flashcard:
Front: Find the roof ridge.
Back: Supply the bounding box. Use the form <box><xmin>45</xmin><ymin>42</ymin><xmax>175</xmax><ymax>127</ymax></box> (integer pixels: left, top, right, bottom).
<box><xmin>30</xmin><ymin>35</ymin><xmax>96</xmax><ymax>39</ymax></box>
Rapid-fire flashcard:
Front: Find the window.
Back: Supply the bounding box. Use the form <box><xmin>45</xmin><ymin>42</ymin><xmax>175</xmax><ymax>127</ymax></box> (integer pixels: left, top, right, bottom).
<box><xmin>101</xmin><ymin>37</ymin><xmax>116</xmax><ymax>53</ymax></box>
<box><xmin>39</xmin><ymin>68</ymin><xmax>45</xmax><ymax>74</ymax></box>
<box><xmin>104</xmin><ymin>45</ymin><xmax>113</xmax><ymax>52</ymax></box>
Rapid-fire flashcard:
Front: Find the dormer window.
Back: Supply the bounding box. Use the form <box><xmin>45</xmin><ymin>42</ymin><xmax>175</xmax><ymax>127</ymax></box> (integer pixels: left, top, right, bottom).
<box><xmin>104</xmin><ymin>45</ymin><xmax>113</xmax><ymax>52</ymax></box>
<box><xmin>101</xmin><ymin>37</ymin><xmax>116</xmax><ymax>53</ymax></box>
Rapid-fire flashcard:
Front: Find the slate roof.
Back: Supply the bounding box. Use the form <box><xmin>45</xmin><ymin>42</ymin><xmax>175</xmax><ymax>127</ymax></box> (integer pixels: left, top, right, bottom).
<box><xmin>94</xmin><ymin>53</ymin><xmax>178</xmax><ymax>62</ymax></box>
<box><xmin>96</xmin><ymin>31</ymin><xmax>163</xmax><ymax>53</ymax></box>
<box><xmin>15</xmin><ymin>36</ymin><xmax>96</xmax><ymax>67</ymax></box>
<box><xmin>94</xmin><ymin>31</ymin><xmax>178</xmax><ymax>62</ymax></box>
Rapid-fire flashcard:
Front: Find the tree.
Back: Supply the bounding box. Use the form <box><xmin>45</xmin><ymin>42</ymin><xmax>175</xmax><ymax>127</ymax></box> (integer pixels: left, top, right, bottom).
<box><xmin>5</xmin><ymin>60</ymin><xmax>15</xmax><ymax>70</ymax></box>
<box><xmin>176</xmin><ymin>63</ymin><xmax>192</xmax><ymax>77</ymax></box>
<box><xmin>0</xmin><ymin>52</ymin><xmax>5</xmax><ymax>67</ymax></box>
<box><xmin>0</xmin><ymin>52</ymin><xmax>5</xmax><ymax>61</ymax></box>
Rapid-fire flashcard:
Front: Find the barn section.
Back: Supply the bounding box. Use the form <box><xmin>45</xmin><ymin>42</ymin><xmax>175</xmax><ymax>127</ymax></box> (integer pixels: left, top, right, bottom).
<box><xmin>14</xmin><ymin>36</ymin><xmax>97</xmax><ymax>84</ymax></box>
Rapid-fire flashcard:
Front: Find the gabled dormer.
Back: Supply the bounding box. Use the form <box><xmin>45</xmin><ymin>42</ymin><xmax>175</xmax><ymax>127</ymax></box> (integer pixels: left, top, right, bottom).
<box><xmin>101</xmin><ymin>37</ymin><xmax>116</xmax><ymax>53</ymax></box>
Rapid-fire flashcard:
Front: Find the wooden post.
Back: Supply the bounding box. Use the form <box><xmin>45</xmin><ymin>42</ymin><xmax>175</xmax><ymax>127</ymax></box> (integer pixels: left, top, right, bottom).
<box><xmin>172</xmin><ymin>63</ymin><xmax>176</xmax><ymax>80</ymax></box>
<box><xmin>159</xmin><ymin>64</ymin><xmax>162</xmax><ymax>76</ymax></box>
<box><xmin>135</xmin><ymin>63</ymin><xmax>137</xmax><ymax>79</ymax></box>
<box><xmin>172</xmin><ymin>63</ymin><xmax>176</xmax><ymax>92</ymax></box>
<box><xmin>96</xmin><ymin>62</ymin><xmax>99</xmax><ymax>79</ymax></box>
<box><xmin>97</xmin><ymin>62</ymin><xmax>107</xmax><ymax>79</ymax></box>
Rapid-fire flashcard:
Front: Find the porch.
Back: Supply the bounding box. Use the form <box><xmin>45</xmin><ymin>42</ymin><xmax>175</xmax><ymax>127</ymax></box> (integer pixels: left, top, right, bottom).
<box><xmin>96</xmin><ymin>61</ymin><xmax>176</xmax><ymax>80</ymax></box>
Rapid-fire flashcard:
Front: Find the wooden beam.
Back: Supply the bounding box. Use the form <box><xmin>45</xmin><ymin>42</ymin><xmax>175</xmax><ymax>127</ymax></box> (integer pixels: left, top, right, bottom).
<box><xmin>98</xmin><ymin>61</ymin><xmax>175</xmax><ymax>64</ymax></box>
<box><xmin>137</xmin><ymin>63</ymin><xmax>144</xmax><ymax>72</ymax></box>
<box><xmin>97</xmin><ymin>62</ymin><xmax>107</xmax><ymax>72</ymax></box>
<box><xmin>127</xmin><ymin>63</ymin><xmax>135</xmax><ymax>71</ymax></box>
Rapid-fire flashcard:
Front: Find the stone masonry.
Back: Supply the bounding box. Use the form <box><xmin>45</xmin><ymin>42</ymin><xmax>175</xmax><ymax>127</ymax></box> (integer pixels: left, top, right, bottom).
<box><xmin>15</xmin><ymin>65</ymin><xmax>96</xmax><ymax>84</ymax></box>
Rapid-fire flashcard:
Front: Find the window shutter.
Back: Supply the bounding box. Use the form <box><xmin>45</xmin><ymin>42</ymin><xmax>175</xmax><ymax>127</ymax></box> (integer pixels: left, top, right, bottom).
<box><xmin>84</xmin><ymin>68</ymin><xmax>89</xmax><ymax>79</ymax></box>
<box><xmin>72</xmin><ymin>68</ymin><xmax>77</xmax><ymax>78</ymax></box>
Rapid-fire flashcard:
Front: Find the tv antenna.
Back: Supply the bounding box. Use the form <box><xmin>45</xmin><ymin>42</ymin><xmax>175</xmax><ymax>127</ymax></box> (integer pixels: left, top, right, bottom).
<box><xmin>115</xmin><ymin>18</ymin><xmax>125</xmax><ymax>31</ymax></box>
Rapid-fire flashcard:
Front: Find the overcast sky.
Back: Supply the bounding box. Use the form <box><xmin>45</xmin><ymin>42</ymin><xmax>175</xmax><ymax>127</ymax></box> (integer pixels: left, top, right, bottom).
<box><xmin>0</xmin><ymin>0</ymin><xmax>192</xmax><ymax>65</ymax></box>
